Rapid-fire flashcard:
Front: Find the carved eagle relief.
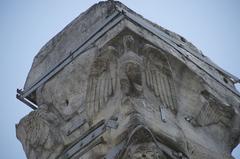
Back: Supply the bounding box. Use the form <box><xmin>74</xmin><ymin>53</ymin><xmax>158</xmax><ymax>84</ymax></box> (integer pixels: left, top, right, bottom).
<box><xmin>195</xmin><ymin>90</ymin><xmax>234</xmax><ymax>127</ymax></box>
<box><xmin>143</xmin><ymin>44</ymin><xmax>177</xmax><ymax>112</ymax></box>
<box><xmin>85</xmin><ymin>35</ymin><xmax>177</xmax><ymax>118</ymax></box>
<box><xmin>85</xmin><ymin>46</ymin><xmax>118</xmax><ymax>118</ymax></box>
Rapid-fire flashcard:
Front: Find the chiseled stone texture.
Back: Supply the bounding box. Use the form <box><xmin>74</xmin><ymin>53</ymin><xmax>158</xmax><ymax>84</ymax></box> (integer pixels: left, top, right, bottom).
<box><xmin>16</xmin><ymin>1</ymin><xmax>240</xmax><ymax>159</ymax></box>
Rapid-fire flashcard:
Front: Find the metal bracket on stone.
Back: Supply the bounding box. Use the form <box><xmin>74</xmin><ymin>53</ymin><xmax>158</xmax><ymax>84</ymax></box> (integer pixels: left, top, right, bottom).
<box><xmin>63</xmin><ymin>117</ymin><xmax>87</xmax><ymax>136</ymax></box>
<box><xmin>16</xmin><ymin>89</ymin><xmax>37</xmax><ymax>110</ymax></box>
<box><xmin>59</xmin><ymin>118</ymin><xmax>119</xmax><ymax>159</ymax></box>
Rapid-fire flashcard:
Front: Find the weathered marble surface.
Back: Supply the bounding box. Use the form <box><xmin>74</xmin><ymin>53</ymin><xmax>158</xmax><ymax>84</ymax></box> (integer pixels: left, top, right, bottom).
<box><xmin>16</xmin><ymin>1</ymin><xmax>240</xmax><ymax>159</ymax></box>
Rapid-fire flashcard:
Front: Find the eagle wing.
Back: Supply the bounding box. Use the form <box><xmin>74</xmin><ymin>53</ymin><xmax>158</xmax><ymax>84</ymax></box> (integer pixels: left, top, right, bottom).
<box><xmin>143</xmin><ymin>44</ymin><xmax>177</xmax><ymax>112</ymax></box>
<box><xmin>196</xmin><ymin>90</ymin><xmax>234</xmax><ymax>127</ymax></box>
<box><xmin>85</xmin><ymin>46</ymin><xmax>118</xmax><ymax>117</ymax></box>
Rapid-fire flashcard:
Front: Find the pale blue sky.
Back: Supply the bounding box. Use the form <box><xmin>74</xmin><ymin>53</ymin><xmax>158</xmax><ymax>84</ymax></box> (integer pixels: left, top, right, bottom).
<box><xmin>0</xmin><ymin>0</ymin><xmax>239</xmax><ymax>158</ymax></box>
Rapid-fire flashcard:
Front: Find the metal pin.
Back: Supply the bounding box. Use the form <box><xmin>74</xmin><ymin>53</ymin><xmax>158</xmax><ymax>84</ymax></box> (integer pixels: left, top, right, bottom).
<box><xmin>159</xmin><ymin>106</ymin><xmax>167</xmax><ymax>122</ymax></box>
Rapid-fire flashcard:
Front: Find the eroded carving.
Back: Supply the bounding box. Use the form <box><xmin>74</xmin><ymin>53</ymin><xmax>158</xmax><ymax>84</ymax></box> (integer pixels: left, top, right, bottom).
<box><xmin>143</xmin><ymin>44</ymin><xmax>177</xmax><ymax>121</ymax></box>
<box><xmin>119</xmin><ymin>35</ymin><xmax>143</xmax><ymax>98</ymax></box>
<box><xmin>85</xmin><ymin>46</ymin><xmax>118</xmax><ymax>119</ymax></box>
<box><xmin>126</xmin><ymin>143</ymin><xmax>168</xmax><ymax>159</ymax></box>
<box><xmin>195</xmin><ymin>90</ymin><xmax>234</xmax><ymax>127</ymax></box>
<box><xmin>16</xmin><ymin>104</ymin><xmax>64</xmax><ymax>159</ymax></box>
<box><xmin>119</xmin><ymin>125</ymin><xmax>188</xmax><ymax>159</ymax></box>
<box><xmin>144</xmin><ymin>44</ymin><xmax>176</xmax><ymax>110</ymax></box>
<box><xmin>86</xmin><ymin>35</ymin><xmax>178</xmax><ymax>120</ymax></box>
